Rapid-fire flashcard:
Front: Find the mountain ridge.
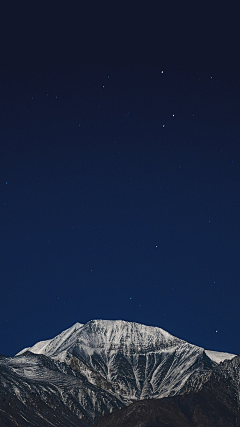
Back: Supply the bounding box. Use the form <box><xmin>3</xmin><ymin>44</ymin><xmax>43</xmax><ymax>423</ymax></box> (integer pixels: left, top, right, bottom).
<box><xmin>17</xmin><ymin>319</ymin><xmax>236</xmax><ymax>362</ymax></box>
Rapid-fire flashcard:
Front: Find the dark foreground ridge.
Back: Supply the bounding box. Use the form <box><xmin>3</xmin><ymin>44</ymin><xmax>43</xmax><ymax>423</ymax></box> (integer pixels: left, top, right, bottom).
<box><xmin>93</xmin><ymin>394</ymin><xmax>237</xmax><ymax>427</ymax></box>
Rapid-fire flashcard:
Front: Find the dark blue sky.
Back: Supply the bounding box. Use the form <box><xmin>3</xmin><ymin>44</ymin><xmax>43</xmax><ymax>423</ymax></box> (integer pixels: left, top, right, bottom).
<box><xmin>1</xmin><ymin>65</ymin><xmax>240</xmax><ymax>356</ymax></box>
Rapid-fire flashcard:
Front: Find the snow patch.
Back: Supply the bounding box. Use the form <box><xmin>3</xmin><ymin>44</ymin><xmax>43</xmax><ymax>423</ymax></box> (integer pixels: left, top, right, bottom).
<box><xmin>205</xmin><ymin>349</ymin><xmax>236</xmax><ymax>364</ymax></box>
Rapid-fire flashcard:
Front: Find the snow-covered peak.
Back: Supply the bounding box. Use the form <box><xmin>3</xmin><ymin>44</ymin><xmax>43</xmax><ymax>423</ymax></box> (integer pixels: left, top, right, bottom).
<box><xmin>12</xmin><ymin>319</ymin><xmax>238</xmax><ymax>408</ymax></box>
<box><xmin>80</xmin><ymin>319</ymin><xmax>183</xmax><ymax>349</ymax></box>
<box><xmin>16</xmin><ymin>319</ymin><xmax>236</xmax><ymax>365</ymax></box>
<box><xmin>18</xmin><ymin>319</ymin><xmax>184</xmax><ymax>358</ymax></box>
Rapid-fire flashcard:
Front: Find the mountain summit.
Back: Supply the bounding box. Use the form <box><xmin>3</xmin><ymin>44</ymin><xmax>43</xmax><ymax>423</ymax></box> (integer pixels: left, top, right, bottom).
<box><xmin>18</xmin><ymin>319</ymin><xmax>184</xmax><ymax>358</ymax></box>
<box><xmin>18</xmin><ymin>319</ymin><xmax>235</xmax><ymax>360</ymax></box>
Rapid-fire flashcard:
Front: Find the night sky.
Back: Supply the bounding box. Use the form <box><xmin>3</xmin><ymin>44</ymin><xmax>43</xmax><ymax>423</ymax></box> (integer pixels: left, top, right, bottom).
<box><xmin>1</xmin><ymin>65</ymin><xmax>240</xmax><ymax>357</ymax></box>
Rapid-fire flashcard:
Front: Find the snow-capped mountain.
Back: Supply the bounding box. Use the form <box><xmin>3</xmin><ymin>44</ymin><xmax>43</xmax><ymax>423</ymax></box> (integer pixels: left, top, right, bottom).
<box><xmin>0</xmin><ymin>319</ymin><xmax>238</xmax><ymax>426</ymax></box>
<box><xmin>17</xmin><ymin>319</ymin><xmax>236</xmax><ymax>400</ymax></box>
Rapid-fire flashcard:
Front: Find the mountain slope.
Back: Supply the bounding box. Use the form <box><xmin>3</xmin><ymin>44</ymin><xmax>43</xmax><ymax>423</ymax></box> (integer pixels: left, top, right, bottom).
<box><xmin>0</xmin><ymin>350</ymin><xmax>125</xmax><ymax>426</ymax></box>
<box><xmin>92</xmin><ymin>354</ymin><xmax>240</xmax><ymax>427</ymax></box>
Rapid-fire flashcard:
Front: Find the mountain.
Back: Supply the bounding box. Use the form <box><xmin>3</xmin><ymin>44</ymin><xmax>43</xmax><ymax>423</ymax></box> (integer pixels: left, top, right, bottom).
<box><xmin>0</xmin><ymin>319</ymin><xmax>238</xmax><ymax>426</ymax></box>
<box><xmin>17</xmin><ymin>319</ymin><xmax>236</xmax><ymax>400</ymax></box>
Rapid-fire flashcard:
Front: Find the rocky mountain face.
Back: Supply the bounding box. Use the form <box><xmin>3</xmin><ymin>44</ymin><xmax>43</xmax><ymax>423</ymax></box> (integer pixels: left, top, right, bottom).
<box><xmin>0</xmin><ymin>319</ymin><xmax>238</xmax><ymax>426</ymax></box>
<box><xmin>93</xmin><ymin>354</ymin><xmax>240</xmax><ymax>427</ymax></box>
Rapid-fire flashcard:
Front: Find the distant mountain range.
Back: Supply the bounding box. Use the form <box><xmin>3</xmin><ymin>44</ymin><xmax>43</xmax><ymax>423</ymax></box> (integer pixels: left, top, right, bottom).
<box><xmin>0</xmin><ymin>319</ymin><xmax>239</xmax><ymax>426</ymax></box>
